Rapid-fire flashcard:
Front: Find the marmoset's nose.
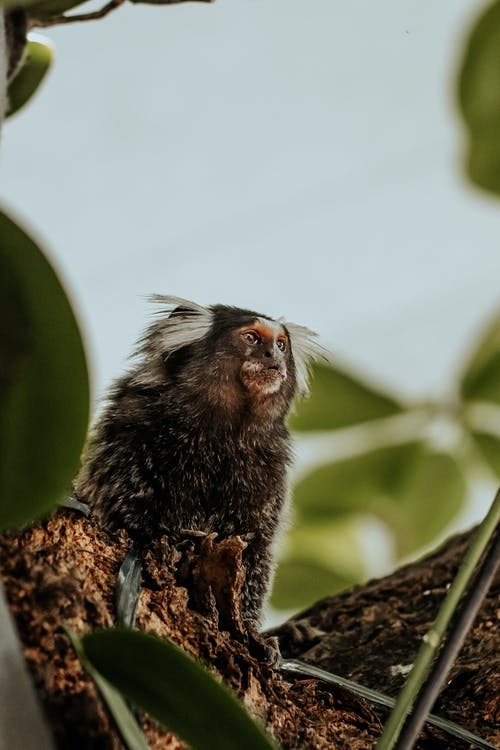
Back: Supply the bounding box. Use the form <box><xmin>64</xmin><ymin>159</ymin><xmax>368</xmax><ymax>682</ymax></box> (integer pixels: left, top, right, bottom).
<box><xmin>261</xmin><ymin>342</ymin><xmax>282</xmax><ymax>369</ymax></box>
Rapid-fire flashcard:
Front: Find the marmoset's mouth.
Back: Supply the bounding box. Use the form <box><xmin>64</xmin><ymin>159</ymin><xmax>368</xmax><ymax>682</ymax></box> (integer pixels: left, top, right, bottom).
<box><xmin>261</xmin><ymin>366</ymin><xmax>283</xmax><ymax>379</ymax></box>
<box><xmin>240</xmin><ymin>361</ymin><xmax>286</xmax><ymax>394</ymax></box>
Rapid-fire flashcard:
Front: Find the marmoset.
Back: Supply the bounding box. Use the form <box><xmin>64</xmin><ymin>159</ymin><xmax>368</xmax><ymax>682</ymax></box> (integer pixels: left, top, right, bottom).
<box><xmin>75</xmin><ymin>297</ymin><xmax>324</xmax><ymax>625</ymax></box>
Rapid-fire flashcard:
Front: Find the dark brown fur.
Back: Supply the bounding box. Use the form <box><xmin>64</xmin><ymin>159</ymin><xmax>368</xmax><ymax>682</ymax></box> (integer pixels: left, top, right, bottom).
<box><xmin>75</xmin><ymin>299</ymin><xmax>322</xmax><ymax>624</ymax></box>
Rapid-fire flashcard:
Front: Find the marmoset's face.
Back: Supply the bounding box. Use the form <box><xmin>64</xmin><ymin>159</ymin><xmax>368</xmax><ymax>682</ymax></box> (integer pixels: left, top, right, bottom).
<box><xmin>233</xmin><ymin>318</ymin><xmax>290</xmax><ymax>396</ymax></box>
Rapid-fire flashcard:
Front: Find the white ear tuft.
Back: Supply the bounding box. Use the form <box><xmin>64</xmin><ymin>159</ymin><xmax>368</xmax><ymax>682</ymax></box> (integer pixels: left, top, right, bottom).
<box><xmin>135</xmin><ymin>295</ymin><xmax>214</xmax><ymax>366</ymax></box>
<box><xmin>148</xmin><ymin>294</ymin><xmax>210</xmax><ymax>319</ymax></box>
<box><xmin>283</xmin><ymin>321</ymin><xmax>329</xmax><ymax>398</ymax></box>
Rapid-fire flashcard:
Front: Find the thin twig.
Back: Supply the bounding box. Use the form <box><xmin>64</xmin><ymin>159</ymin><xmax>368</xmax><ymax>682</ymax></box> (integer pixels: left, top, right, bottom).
<box><xmin>33</xmin><ymin>0</ymin><xmax>126</xmax><ymax>28</ymax></box>
<box><xmin>394</xmin><ymin>524</ymin><xmax>500</xmax><ymax>750</ymax></box>
<box><xmin>129</xmin><ymin>0</ymin><xmax>213</xmax><ymax>4</ymax></box>
<box><xmin>32</xmin><ymin>0</ymin><xmax>213</xmax><ymax>28</ymax></box>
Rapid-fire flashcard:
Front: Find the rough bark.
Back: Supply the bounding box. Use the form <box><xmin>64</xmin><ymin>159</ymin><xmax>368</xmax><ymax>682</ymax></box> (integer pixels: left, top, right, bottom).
<box><xmin>0</xmin><ymin>511</ymin><xmax>498</xmax><ymax>749</ymax></box>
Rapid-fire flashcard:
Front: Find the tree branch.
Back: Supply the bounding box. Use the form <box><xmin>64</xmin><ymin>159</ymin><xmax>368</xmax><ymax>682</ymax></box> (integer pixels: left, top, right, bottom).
<box><xmin>1</xmin><ymin>513</ymin><xmax>498</xmax><ymax>749</ymax></box>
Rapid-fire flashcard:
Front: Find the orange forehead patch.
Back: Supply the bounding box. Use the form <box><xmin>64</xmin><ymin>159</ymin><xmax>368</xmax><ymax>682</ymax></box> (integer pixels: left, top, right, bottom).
<box><xmin>244</xmin><ymin>319</ymin><xmax>287</xmax><ymax>342</ymax></box>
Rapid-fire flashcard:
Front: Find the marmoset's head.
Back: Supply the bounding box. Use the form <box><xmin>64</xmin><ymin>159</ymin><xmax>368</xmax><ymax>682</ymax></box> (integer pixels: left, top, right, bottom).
<box><xmin>131</xmin><ymin>296</ymin><xmax>326</xmax><ymax>416</ymax></box>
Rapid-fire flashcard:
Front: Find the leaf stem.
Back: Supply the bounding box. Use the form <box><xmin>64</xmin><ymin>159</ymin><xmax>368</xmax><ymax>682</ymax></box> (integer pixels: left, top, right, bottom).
<box><xmin>374</xmin><ymin>488</ymin><xmax>500</xmax><ymax>750</ymax></box>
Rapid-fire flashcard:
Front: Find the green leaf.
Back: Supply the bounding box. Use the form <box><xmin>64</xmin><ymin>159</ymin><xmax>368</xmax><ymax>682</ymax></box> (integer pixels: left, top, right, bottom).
<box><xmin>396</xmin><ymin>451</ymin><xmax>466</xmax><ymax>551</ymax></box>
<box><xmin>271</xmin><ymin>558</ymin><xmax>357</xmax><ymax>610</ymax></box>
<box><xmin>293</xmin><ymin>443</ymin><xmax>465</xmax><ymax>556</ymax></box>
<box><xmin>462</xmin><ymin>130</ymin><xmax>500</xmax><ymax>194</ymax></box>
<box><xmin>289</xmin><ymin>362</ymin><xmax>402</xmax><ymax>432</ymax></box>
<box><xmin>271</xmin><ymin>518</ymin><xmax>366</xmax><ymax>610</ymax></box>
<box><xmin>67</xmin><ymin>630</ymin><xmax>149</xmax><ymax>750</ymax></box>
<box><xmin>294</xmin><ymin>443</ymin><xmax>420</xmax><ymax>522</ymax></box>
<box><xmin>471</xmin><ymin>431</ymin><xmax>500</xmax><ymax>478</ymax></box>
<box><xmin>285</xmin><ymin>517</ymin><xmax>365</xmax><ymax>578</ymax></box>
<box><xmin>82</xmin><ymin>629</ymin><xmax>278</xmax><ymax>750</ymax></box>
<box><xmin>6</xmin><ymin>37</ymin><xmax>53</xmax><ymax>118</ymax></box>
<box><xmin>0</xmin><ymin>209</ymin><xmax>89</xmax><ymax>529</ymax></box>
<box><xmin>460</xmin><ymin>310</ymin><xmax>500</xmax><ymax>403</ymax></box>
<box><xmin>457</xmin><ymin>0</ymin><xmax>500</xmax><ymax>195</ymax></box>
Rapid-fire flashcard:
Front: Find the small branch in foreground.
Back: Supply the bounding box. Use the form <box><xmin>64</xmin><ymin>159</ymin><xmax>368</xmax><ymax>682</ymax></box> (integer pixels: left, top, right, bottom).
<box><xmin>375</xmin><ymin>488</ymin><xmax>500</xmax><ymax>750</ymax></box>
<box><xmin>394</xmin><ymin>522</ymin><xmax>500</xmax><ymax>750</ymax></box>
<box><xmin>280</xmin><ymin>661</ymin><xmax>497</xmax><ymax>750</ymax></box>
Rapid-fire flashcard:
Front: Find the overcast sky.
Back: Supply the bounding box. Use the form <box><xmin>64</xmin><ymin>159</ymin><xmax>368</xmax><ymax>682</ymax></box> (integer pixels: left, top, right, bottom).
<box><xmin>1</xmin><ymin>0</ymin><xmax>499</xmax><ymax>529</ymax></box>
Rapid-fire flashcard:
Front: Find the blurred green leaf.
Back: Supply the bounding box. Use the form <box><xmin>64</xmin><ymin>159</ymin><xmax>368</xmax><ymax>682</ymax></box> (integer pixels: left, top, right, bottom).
<box><xmin>0</xmin><ymin>209</ymin><xmax>89</xmax><ymax>528</ymax></box>
<box><xmin>471</xmin><ymin>431</ymin><xmax>500</xmax><ymax>478</ymax></box>
<box><xmin>396</xmin><ymin>450</ymin><xmax>466</xmax><ymax>551</ymax></box>
<box><xmin>68</xmin><ymin>630</ymin><xmax>149</xmax><ymax>750</ymax></box>
<box><xmin>271</xmin><ymin>517</ymin><xmax>364</xmax><ymax>610</ymax></box>
<box><xmin>286</xmin><ymin>517</ymin><xmax>365</xmax><ymax>578</ymax></box>
<box><xmin>457</xmin><ymin>0</ymin><xmax>500</xmax><ymax>194</ymax></box>
<box><xmin>294</xmin><ymin>443</ymin><xmax>419</xmax><ymax>522</ymax></box>
<box><xmin>82</xmin><ymin>629</ymin><xmax>278</xmax><ymax>750</ymax></box>
<box><xmin>289</xmin><ymin>362</ymin><xmax>403</xmax><ymax>432</ymax></box>
<box><xmin>462</xmin><ymin>130</ymin><xmax>500</xmax><ymax>194</ymax></box>
<box><xmin>293</xmin><ymin>443</ymin><xmax>465</xmax><ymax>556</ymax></box>
<box><xmin>460</xmin><ymin>310</ymin><xmax>500</xmax><ymax>404</ymax></box>
<box><xmin>6</xmin><ymin>38</ymin><xmax>53</xmax><ymax>118</ymax></box>
<box><xmin>271</xmin><ymin>558</ymin><xmax>357</xmax><ymax>610</ymax></box>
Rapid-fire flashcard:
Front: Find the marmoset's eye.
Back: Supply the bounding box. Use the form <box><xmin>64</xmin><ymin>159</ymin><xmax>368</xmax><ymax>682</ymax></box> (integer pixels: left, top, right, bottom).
<box><xmin>242</xmin><ymin>331</ymin><xmax>259</xmax><ymax>345</ymax></box>
<box><xmin>276</xmin><ymin>339</ymin><xmax>287</xmax><ymax>351</ymax></box>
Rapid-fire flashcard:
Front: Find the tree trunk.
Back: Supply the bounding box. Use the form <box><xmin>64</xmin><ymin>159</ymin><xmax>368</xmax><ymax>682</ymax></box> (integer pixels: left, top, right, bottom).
<box><xmin>0</xmin><ymin>510</ymin><xmax>498</xmax><ymax>749</ymax></box>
